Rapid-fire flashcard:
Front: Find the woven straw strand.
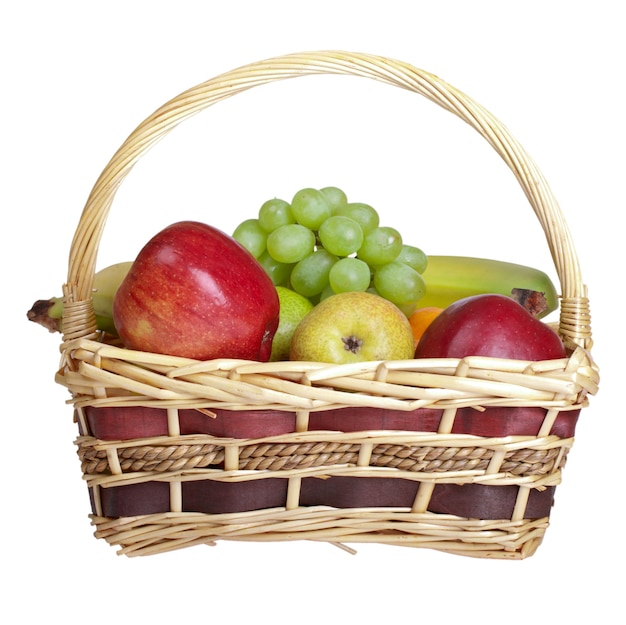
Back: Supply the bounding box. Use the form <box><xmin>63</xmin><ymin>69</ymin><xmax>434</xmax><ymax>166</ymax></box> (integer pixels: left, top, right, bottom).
<box><xmin>89</xmin><ymin>508</ymin><xmax>550</xmax><ymax>559</ymax></box>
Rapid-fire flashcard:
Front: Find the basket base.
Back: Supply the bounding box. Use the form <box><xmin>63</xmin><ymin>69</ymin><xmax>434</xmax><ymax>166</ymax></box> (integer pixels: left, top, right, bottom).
<box><xmin>89</xmin><ymin>506</ymin><xmax>549</xmax><ymax>560</ymax></box>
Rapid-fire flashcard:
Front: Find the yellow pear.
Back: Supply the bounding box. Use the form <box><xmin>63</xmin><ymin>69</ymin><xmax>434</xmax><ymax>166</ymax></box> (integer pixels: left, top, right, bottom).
<box><xmin>290</xmin><ymin>291</ymin><xmax>415</xmax><ymax>363</ymax></box>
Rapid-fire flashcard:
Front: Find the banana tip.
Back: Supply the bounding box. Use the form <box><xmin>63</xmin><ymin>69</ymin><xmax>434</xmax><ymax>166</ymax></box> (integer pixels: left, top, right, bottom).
<box><xmin>27</xmin><ymin>299</ymin><xmax>61</xmax><ymax>333</ymax></box>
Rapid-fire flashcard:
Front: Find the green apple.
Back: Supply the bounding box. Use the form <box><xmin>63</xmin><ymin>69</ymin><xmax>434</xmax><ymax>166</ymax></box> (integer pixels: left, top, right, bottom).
<box><xmin>289</xmin><ymin>291</ymin><xmax>415</xmax><ymax>363</ymax></box>
<box><xmin>270</xmin><ymin>286</ymin><xmax>314</xmax><ymax>361</ymax></box>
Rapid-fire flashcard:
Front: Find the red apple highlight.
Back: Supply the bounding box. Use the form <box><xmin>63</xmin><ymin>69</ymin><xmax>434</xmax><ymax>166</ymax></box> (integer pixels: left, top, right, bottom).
<box><xmin>113</xmin><ymin>221</ymin><xmax>280</xmax><ymax>361</ymax></box>
<box><xmin>414</xmin><ymin>293</ymin><xmax>566</xmax><ymax>361</ymax></box>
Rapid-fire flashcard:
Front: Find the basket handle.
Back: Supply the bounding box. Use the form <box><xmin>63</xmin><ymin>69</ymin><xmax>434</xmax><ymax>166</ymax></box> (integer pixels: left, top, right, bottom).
<box><xmin>62</xmin><ymin>50</ymin><xmax>591</xmax><ymax>350</ymax></box>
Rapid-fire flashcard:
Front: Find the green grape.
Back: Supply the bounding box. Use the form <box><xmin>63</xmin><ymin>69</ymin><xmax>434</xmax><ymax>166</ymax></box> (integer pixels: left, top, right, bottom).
<box><xmin>396</xmin><ymin>244</ymin><xmax>428</xmax><ymax>274</ymax></box>
<box><xmin>357</xmin><ymin>226</ymin><xmax>403</xmax><ymax>266</ymax></box>
<box><xmin>320</xmin><ymin>186</ymin><xmax>348</xmax><ymax>212</ymax></box>
<box><xmin>232</xmin><ymin>218</ymin><xmax>267</xmax><ymax>258</ymax></box>
<box><xmin>319</xmin><ymin>283</ymin><xmax>336</xmax><ymax>301</ymax></box>
<box><xmin>266</xmin><ymin>223</ymin><xmax>315</xmax><ymax>264</ymax></box>
<box><xmin>329</xmin><ymin>257</ymin><xmax>371</xmax><ymax>293</ymax></box>
<box><xmin>334</xmin><ymin>202</ymin><xmax>380</xmax><ymax>233</ymax></box>
<box><xmin>291</xmin><ymin>187</ymin><xmax>332</xmax><ymax>230</ymax></box>
<box><xmin>258</xmin><ymin>198</ymin><xmax>294</xmax><ymax>232</ymax></box>
<box><xmin>397</xmin><ymin>301</ymin><xmax>418</xmax><ymax>317</ymax></box>
<box><xmin>290</xmin><ymin>248</ymin><xmax>338</xmax><ymax>297</ymax></box>
<box><xmin>318</xmin><ymin>215</ymin><xmax>364</xmax><ymax>257</ymax></box>
<box><xmin>373</xmin><ymin>261</ymin><xmax>426</xmax><ymax>307</ymax></box>
<box><xmin>257</xmin><ymin>251</ymin><xmax>293</xmax><ymax>286</ymax></box>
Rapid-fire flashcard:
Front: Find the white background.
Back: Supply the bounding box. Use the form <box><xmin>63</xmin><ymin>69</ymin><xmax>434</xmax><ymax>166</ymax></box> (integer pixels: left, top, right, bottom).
<box><xmin>3</xmin><ymin>1</ymin><xmax>623</xmax><ymax>622</ymax></box>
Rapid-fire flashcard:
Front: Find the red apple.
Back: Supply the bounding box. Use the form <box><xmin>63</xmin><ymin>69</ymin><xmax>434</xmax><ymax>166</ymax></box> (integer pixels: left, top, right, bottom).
<box><xmin>414</xmin><ymin>293</ymin><xmax>566</xmax><ymax>360</ymax></box>
<box><xmin>113</xmin><ymin>221</ymin><xmax>279</xmax><ymax>361</ymax></box>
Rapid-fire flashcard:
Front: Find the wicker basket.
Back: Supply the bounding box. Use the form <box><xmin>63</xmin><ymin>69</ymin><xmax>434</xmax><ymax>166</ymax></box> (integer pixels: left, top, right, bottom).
<box><xmin>56</xmin><ymin>51</ymin><xmax>599</xmax><ymax>559</ymax></box>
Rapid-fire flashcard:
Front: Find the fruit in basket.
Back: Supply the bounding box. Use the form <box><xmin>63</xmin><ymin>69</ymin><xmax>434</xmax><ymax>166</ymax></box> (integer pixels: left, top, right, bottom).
<box><xmin>258</xmin><ymin>198</ymin><xmax>295</xmax><ymax>232</ymax></box>
<box><xmin>333</xmin><ymin>201</ymin><xmax>379</xmax><ymax>233</ymax></box>
<box><xmin>266</xmin><ymin>223</ymin><xmax>316</xmax><ymax>264</ymax></box>
<box><xmin>418</xmin><ymin>255</ymin><xmax>559</xmax><ymax>318</ymax></box>
<box><xmin>291</xmin><ymin>187</ymin><xmax>333</xmax><ymax>230</ymax></box>
<box><xmin>395</xmin><ymin>244</ymin><xmax>428</xmax><ymax>274</ymax></box>
<box><xmin>409</xmin><ymin>306</ymin><xmax>443</xmax><ymax>349</ymax></box>
<box><xmin>329</xmin><ymin>257</ymin><xmax>371</xmax><ymax>293</ymax></box>
<box><xmin>319</xmin><ymin>215</ymin><xmax>364</xmax><ymax>256</ymax></box>
<box><xmin>319</xmin><ymin>186</ymin><xmax>348</xmax><ymax>211</ymax></box>
<box><xmin>289</xmin><ymin>248</ymin><xmax>338</xmax><ymax>298</ymax></box>
<box><xmin>373</xmin><ymin>261</ymin><xmax>426</xmax><ymax>311</ymax></box>
<box><xmin>233</xmin><ymin>186</ymin><xmax>429</xmax><ymax>314</ymax></box>
<box><xmin>356</xmin><ymin>226</ymin><xmax>403</xmax><ymax>266</ymax></box>
<box><xmin>27</xmin><ymin>261</ymin><xmax>133</xmax><ymax>335</ymax></box>
<box><xmin>231</xmin><ymin>219</ymin><xmax>267</xmax><ymax>259</ymax></box>
<box><xmin>290</xmin><ymin>291</ymin><xmax>415</xmax><ymax>363</ymax></box>
<box><xmin>414</xmin><ymin>293</ymin><xmax>566</xmax><ymax>361</ymax></box>
<box><xmin>113</xmin><ymin>221</ymin><xmax>280</xmax><ymax>361</ymax></box>
<box><xmin>270</xmin><ymin>286</ymin><xmax>314</xmax><ymax>361</ymax></box>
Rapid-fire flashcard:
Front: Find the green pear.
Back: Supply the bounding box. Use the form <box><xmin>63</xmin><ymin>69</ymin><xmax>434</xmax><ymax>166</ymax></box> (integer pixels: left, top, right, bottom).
<box><xmin>289</xmin><ymin>291</ymin><xmax>415</xmax><ymax>363</ymax></box>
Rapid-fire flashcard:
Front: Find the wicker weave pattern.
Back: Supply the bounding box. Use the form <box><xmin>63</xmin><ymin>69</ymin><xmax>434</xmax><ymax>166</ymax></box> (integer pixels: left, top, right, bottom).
<box><xmin>55</xmin><ymin>51</ymin><xmax>599</xmax><ymax>559</ymax></box>
<box><xmin>60</xmin><ymin>339</ymin><xmax>595</xmax><ymax>413</ymax></box>
<box><xmin>89</xmin><ymin>509</ymin><xmax>550</xmax><ymax>559</ymax></box>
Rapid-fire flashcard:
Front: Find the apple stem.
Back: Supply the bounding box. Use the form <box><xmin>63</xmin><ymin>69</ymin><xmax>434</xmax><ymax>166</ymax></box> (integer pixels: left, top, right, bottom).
<box><xmin>510</xmin><ymin>289</ymin><xmax>548</xmax><ymax>318</ymax></box>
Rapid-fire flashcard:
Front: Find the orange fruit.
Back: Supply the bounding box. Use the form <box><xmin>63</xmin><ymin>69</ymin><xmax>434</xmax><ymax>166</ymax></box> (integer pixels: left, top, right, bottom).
<box><xmin>409</xmin><ymin>306</ymin><xmax>443</xmax><ymax>349</ymax></box>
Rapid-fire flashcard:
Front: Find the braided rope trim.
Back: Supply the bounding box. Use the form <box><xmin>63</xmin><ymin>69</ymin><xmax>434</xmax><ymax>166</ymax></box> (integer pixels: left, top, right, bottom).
<box><xmin>77</xmin><ymin>436</ymin><xmax>568</xmax><ymax>479</ymax></box>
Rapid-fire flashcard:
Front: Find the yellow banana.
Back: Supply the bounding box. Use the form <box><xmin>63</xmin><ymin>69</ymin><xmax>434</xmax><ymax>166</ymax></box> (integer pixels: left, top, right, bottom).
<box><xmin>27</xmin><ymin>261</ymin><xmax>133</xmax><ymax>334</ymax></box>
<box><xmin>29</xmin><ymin>255</ymin><xmax>558</xmax><ymax>333</ymax></box>
<box><xmin>418</xmin><ymin>255</ymin><xmax>559</xmax><ymax>317</ymax></box>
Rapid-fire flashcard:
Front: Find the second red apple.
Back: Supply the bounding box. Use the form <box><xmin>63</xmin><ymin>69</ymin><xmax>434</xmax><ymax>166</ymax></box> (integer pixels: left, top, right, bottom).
<box><xmin>414</xmin><ymin>293</ymin><xmax>566</xmax><ymax>361</ymax></box>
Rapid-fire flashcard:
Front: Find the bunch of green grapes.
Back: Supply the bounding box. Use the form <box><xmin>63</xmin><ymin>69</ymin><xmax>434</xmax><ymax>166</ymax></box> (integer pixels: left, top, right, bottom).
<box><xmin>232</xmin><ymin>186</ymin><xmax>427</xmax><ymax>316</ymax></box>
